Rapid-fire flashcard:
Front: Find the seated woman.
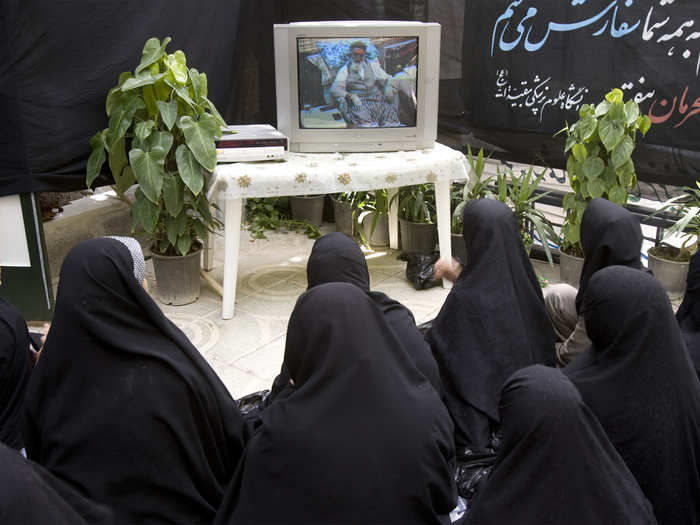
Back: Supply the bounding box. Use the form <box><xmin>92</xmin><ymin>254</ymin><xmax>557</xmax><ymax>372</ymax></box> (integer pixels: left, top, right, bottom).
<box><xmin>564</xmin><ymin>266</ymin><xmax>700</xmax><ymax>525</ymax></box>
<box><xmin>466</xmin><ymin>365</ymin><xmax>656</xmax><ymax>525</ymax></box>
<box><xmin>23</xmin><ymin>237</ymin><xmax>248</xmax><ymax>525</ymax></box>
<box><xmin>426</xmin><ymin>199</ymin><xmax>555</xmax><ymax>455</ymax></box>
<box><xmin>0</xmin><ymin>297</ymin><xmax>32</xmax><ymax>453</ymax></box>
<box><xmin>545</xmin><ymin>198</ymin><xmax>643</xmax><ymax>365</ymax></box>
<box><xmin>269</xmin><ymin>232</ymin><xmax>442</xmax><ymax>402</ymax></box>
<box><xmin>675</xmin><ymin>249</ymin><xmax>700</xmax><ymax>378</ymax></box>
<box><xmin>215</xmin><ymin>283</ymin><xmax>457</xmax><ymax>525</ymax></box>
<box><xmin>1</xmin><ymin>441</ymin><xmax>114</xmax><ymax>525</ymax></box>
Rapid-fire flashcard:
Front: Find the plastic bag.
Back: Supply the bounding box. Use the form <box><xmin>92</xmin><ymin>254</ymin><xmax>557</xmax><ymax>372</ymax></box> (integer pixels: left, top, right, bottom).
<box><xmin>416</xmin><ymin>319</ymin><xmax>433</xmax><ymax>336</ymax></box>
<box><xmin>236</xmin><ymin>390</ymin><xmax>271</xmax><ymax>430</ymax></box>
<box><xmin>455</xmin><ymin>457</ymin><xmax>495</xmax><ymax>501</ymax></box>
<box><xmin>398</xmin><ymin>252</ymin><xmax>440</xmax><ymax>290</ymax></box>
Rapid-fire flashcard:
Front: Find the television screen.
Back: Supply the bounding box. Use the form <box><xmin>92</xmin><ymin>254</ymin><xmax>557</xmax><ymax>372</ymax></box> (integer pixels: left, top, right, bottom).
<box><xmin>296</xmin><ymin>36</ymin><xmax>419</xmax><ymax>130</ymax></box>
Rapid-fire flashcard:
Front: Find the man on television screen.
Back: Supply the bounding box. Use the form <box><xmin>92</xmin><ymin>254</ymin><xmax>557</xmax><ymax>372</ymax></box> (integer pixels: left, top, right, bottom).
<box><xmin>330</xmin><ymin>41</ymin><xmax>402</xmax><ymax>128</ymax></box>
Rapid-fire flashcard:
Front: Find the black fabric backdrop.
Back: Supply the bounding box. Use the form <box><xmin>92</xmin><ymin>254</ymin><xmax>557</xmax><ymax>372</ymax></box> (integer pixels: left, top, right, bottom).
<box><xmin>462</xmin><ymin>0</ymin><xmax>700</xmax><ymax>186</ymax></box>
<box><xmin>2</xmin><ymin>0</ymin><xmax>698</xmax><ymax>197</ymax></box>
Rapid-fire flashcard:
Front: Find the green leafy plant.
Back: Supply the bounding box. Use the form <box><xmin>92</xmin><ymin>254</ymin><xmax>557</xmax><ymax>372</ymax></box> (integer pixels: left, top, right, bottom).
<box><xmin>355</xmin><ymin>190</ymin><xmax>389</xmax><ymax>247</ymax></box>
<box><xmin>452</xmin><ymin>147</ymin><xmax>495</xmax><ymax>233</ymax></box>
<box><xmin>650</xmin><ymin>182</ymin><xmax>700</xmax><ymax>262</ymax></box>
<box><xmin>496</xmin><ymin>166</ymin><xmax>558</xmax><ymax>265</ymax></box>
<box><xmin>392</xmin><ymin>184</ymin><xmax>436</xmax><ymax>224</ymax></box>
<box><xmin>558</xmin><ymin>87</ymin><xmax>651</xmax><ymax>255</ymax></box>
<box><xmin>86</xmin><ymin>36</ymin><xmax>226</xmax><ymax>256</ymax></box>
<box><xmin>244</xmin><ymin>197</ymin><xmax>321</xmax><ymax>240</ymax></box>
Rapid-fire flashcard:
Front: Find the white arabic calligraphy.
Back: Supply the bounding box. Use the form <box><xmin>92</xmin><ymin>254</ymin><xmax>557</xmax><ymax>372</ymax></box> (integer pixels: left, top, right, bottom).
<box><xmin>495</xmin><ymin>70</ymin><xmax>589</xmax><ymax>123</ymax></box>
<box><xmin>642</xmin><ymin>3</ymin><xmax>699</xmax><ymax>76</ymax></box>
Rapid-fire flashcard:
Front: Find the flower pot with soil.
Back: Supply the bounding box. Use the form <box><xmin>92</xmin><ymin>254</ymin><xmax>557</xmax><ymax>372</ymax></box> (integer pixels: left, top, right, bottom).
<box><xmin>647</xmin><ymin>245</ymin><xmax>690</xmax><ymax>298</ymax></box>
<box><xmin>87</xmin><ymin>37</ymin><xmax>224</xmax><ymax>305</ymax></box>
<box><xmin>290</xmin><ymin>195</ymin><xmax>325</xmax><ymax>226</ymax></box>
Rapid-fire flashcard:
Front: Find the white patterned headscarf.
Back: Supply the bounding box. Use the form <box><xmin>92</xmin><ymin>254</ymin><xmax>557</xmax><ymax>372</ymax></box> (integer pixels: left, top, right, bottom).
<box><xmin>106</xmin><ymin>236</ymin><xmax>146</xmax><ymax>284</ymax></box>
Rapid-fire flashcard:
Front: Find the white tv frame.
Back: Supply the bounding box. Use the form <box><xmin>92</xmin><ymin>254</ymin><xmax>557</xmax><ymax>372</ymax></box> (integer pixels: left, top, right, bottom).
<box><xmin>274</xmin><ymin>21</ymin><xmax>441</xmax><ymax>153</ymax></box>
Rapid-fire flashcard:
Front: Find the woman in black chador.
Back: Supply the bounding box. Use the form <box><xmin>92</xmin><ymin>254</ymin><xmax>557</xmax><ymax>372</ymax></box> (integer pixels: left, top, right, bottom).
<box><xmin>0</xmin><ymin>297</ymin><xmax>32</xmax><ymax>452</ymax></box>
<box><xmin>215</xmin><ymin>283</ymin><xmax>457</xmax><ymax>525</ymax></box>
<box><xmin>564</xmin><ymin>266</ymin><xmax>700</xmax><ymax>525</ymax></box>
<box><xmin>465</xmin><ymin>365</ymin><xmax>657</xmax><ymax>525</ymax></box>
<box><xmin>0</xmin><ymin>442</ymin><xmax>114</xmax><ymax>525</ymax></box>
<box><xmin>675</xmin><ymin>249</ymin><xmax>700</xmax><ymax>378</ymax></box>
<box><xmin>23</xmin><ymin>238</ymin><xmax>248</xmax><ymax>525</ymax></box>
<box><xmin>269</xmin><ymin>232</ymin><xmax>442</xmax><ymax>401</ymax></box>
<box><xmin>426</xmin><ymin>199</ymin><xmax>555</xmax><ymax>454</ymax></box>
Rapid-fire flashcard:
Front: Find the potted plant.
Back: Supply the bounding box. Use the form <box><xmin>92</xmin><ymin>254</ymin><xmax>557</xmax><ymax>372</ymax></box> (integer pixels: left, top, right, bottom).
<box><xmin>495</xmin><ymin>165</ymin><xmax>558</xmax><ymax>265</ymax></box>
<box><xmin>647</xmin><ymin>183</ymin><xmax>698</xmax><ymax>296</ymax></box>
<box><xmin>451</xmin><ymin>146</ymin><xmax>495</xmax><ymax>264</ymax></box>
<box><xmin>356</xmin><ymin>190</ymin><xmax>389</xmax><ymax>247</ymax></box>
<box><xmin>86</xmin><ymin>36</ymin><xmax>225</xmax><ymax>305</ymax></box>
<box><xmin>393</xmin><ymin>183</ymin><xmax>437</xmax><ymax>254</ymax></box>
<box><xmin>558</xmin><ymin>87</ymin><xmax>651</xmax><ymax>285</ymax></box>
<box><xmin>289</xmin><ymin>194</ymin><xmax>325</xmax><ymax>226</ymax></box>
<box><xmin>331</xmin><ymin>191</ymin><xmax>368</xmax><ymax>236</ymax></box>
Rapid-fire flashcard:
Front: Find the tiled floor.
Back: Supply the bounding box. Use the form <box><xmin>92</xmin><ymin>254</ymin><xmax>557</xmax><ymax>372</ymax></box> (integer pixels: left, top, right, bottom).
<box><xmin>142</xmin><ymin>223</ymin><xmax>563</xmax><ymax>399</ymax></box>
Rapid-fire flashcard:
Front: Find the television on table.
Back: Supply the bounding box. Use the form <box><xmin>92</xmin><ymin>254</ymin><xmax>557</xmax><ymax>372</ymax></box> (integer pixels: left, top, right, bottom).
<box><xmin>274</xmin><ymin>21</ymin><xmax>441</xmax><ymax>153</ymax></box>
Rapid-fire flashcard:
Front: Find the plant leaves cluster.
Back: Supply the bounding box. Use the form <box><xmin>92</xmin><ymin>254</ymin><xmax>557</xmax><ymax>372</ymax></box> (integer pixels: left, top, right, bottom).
<box><xmin>392</xmin><ymin>184</ymin><xmax>436</xmax><ymax>224</ymax></box>
<box><xmin>559</xmin><ymin>88</ymin><xmax>651</xmax><ymax>252</ymax></box>
<box><xmin>654</xmin><ymin>181</ymin><xmax>700</xmax><ymax>257</ymax></box>
<box><xmin>86</xmin><ymin>37</ymin><xmax>225</xmax><ymax>255</ymax></box>
<box><xmin>244</xmin><ymin>197</ymin><xmax>320</xmax><ymax>240</ymax></box>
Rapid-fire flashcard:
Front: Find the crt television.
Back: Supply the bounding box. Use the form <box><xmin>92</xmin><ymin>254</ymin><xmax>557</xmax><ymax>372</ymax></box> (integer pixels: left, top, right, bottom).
<box><xmin>274</xmin><ymin>21</ymin><xmax>441</xmax><ymax>153</ymax></box>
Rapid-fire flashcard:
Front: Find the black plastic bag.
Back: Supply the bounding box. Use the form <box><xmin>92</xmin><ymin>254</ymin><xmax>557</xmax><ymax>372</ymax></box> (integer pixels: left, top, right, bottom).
<box><xmin>455</xmin><ymin>456</ymin><xmax>496</xmax><ymax>501</ymax></box>
<box><xmin>398</xmin><ymin>252</ymin><xmax>440</xmax><ymax>290</ymax></box>
<box><xmin>416</xmin><ymin>319</ymin><xmax>433</xmax><ymax>336</ymax></box>
<box><xmin>236</xmin><ymin>389</ymin><xmax>271</xmax><ymax>430</ymax></box>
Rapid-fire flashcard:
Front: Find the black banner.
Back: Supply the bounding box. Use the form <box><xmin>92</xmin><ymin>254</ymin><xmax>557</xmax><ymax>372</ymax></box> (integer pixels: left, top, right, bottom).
<box><xmin>463</xmin><ymin>0</ymin><xmax>700</xmax><ymax>186</ymax></box>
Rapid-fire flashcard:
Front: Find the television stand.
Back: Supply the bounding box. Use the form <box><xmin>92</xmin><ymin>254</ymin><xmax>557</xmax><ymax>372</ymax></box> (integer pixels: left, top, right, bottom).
<box><xmin>205</xmin><ymin>142</ymin><xmax>469</xmax><ymax>319</ymax></box>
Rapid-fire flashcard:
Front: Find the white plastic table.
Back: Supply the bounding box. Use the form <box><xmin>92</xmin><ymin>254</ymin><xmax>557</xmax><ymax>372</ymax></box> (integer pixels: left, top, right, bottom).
<box><xmin>205</xmin><ymin>142</ymin><xmax>470</xmax><ymax>319</ymax></box>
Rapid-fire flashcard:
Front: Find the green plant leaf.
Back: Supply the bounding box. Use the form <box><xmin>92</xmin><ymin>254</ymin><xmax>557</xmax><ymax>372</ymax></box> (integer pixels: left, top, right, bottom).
<box><xmin>605</xmin><ymin>88</ymin><xmax>624</xmax><ymax>104</ymax></box>
<box><xmin>121</xmin><ymin>71</ymin><xmax>164</xmax><ymax>91</ymax></box>
<box><xmin>166</xmin><ymin>215</ymin><xmax>179</xmax><ymax>247</ymax></box>
<box><xmin>106</xmin><ymin>96</ymin><xmax>144</xmax><ymax>149</ymax></box>
<box><xmin>199</xmin><ymin>73</ymin><xmax>208</xmax><ymax>98</ymax></box>
<box><xmin>175</xmin><ymin>144</ymin><xmax>205</xmax><ymax>195</ymax></box>
<box><xmin>128</xmin><ymin>146</ymin><xmax>166</xmax><ymax>203</ymax></box>
<box><xmin>146</xmin><ymin>131</ymin><xmax>174</xmax><ymax>156</ymax></box>
<box><xmin>589</xmin><ymin>177</ymin><xmax>606</xmax><ymax>198</ymax></box>
<box><xmin>607</xmin><ymin>101</ymin><xmax>625</xmax><ymax>123</ymax></box>
<box><xmin>564</xmin><ymin>132</ymin><xmax>577</xmax><ymax>153</ymax></box>
<box><xmin>572</xmin><ymin>143</ymin><xmax>587</xmax><ymax>162</ymax></box>
<box><xmin>203</xmin><ymin>96</ymin><xmax>226</xmax><ymax>130</ymax></box>
<box><xmin>134</xmin><ymin>120</ymin><xmax>155</xmax><ymax>142</ymax></box>
<box><xmin>598</xmin><ymin>118</ymin><xmax>625</xmax><ymax>151</ymax></box>
<box><xmin>179</xmin><ymin>115</ymin><xmax>218</xmax><ymax>171</ymax></box>
<box><xmin>637</xmin><ymin>115</ymin><xmax>652</xmax><ymax>136</ymax></box>
<box><xmin>582</xmin><ymin>157</ymin><xmax>604</xmax><ymax>179</ymax></box>
<box><xmin>176</xmin><ymin>234</ymin><xmax>192</xmax><ymax>256</ymax></box>
<box><xmin>166</xmin><ymin>79</ymin><xmax>196</xmax><ymax>108</ymax></box>
<box><xmin>108</xmin><ymin>137</ymin><xmax>128</xmax><ymax>180</ymax></box>
<box><xmin>106</xmin><ymin>72</ymin><xmax>133</xmax><ymax>116</ymax></box>
<box><xmin>188</xmin><ymin>67</ymin><xmax>201</xmax><ymax>101</ymax></box>
<box><xmin>577</xmin><ymin>115</ymin><xmax>597</xmax><ymax>141</ymax></box>
<box><xmin>616</xmin><ymin>159</ymin><xmax>635</xmax><ymax>186</ymax></box>
<box><xmin>624</xmin><ymin>100</ymin><xmax>640</xmax><ymax>126</ymax></box>
<box><xmin>595</xmin><ymin>100</ymin><xmax>610</xmax><ymax>117</ymax></box>
<box><xmin>165</xmin><ymin>51</ymin><xmax>188</xmax><ymax>85</ymax></box>
<box><xmin>142</xmin><ymin>85</ymin><xmax>158</xmax><ymax>119</ymax></box>
<box><xmin>132</xmin><ymin>188</ymin><xmax>159</xmax><ymax>234</ymax></box>
<box><xmin>135</xmin><ymin>37</ymin><xmax>171</xmax><ymax>75</ymax></box>
<box><xmin>611</xmin><ymin>135</ymin><xmax>634</xmax><ymax>169</ymax></box>
<box><xmin>155</xmin><ymin>99</ymin><xmax>178</xmax><ymax>131</ymax></box>
<box><xmin>608</xmin><ymin>185</ymin><xmax>627</xmax><ymax>205</ymax></box>
<box><xmin>154</xmin><ymin>78</ymin><xmax>171</xmax><ymax>101</ymax></box>
<box><xmin>117</xmin><ymin>166</ymin><xmax>136</xmax><ymax>194</ymax></box>
<box><xmin>86</xmin><ymin>131</ymin><xmax>107</xmax><ymax>188</ymax></box>
<box><xmin>192</xmin><ymin>219</ymin><xmax>209</xmax><ymax>240</ymax></box>
<box><xmin>162</xmin><ymin>172</ymin><xmax>184</xmax><ymax>217</ymax></box>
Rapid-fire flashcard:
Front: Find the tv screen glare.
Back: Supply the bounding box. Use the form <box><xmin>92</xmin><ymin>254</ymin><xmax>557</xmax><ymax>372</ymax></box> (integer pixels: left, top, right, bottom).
<box><xmin>297</xmin><ymin>36</ymin><xmax>418</xmax><ymax>130</ymax></box>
